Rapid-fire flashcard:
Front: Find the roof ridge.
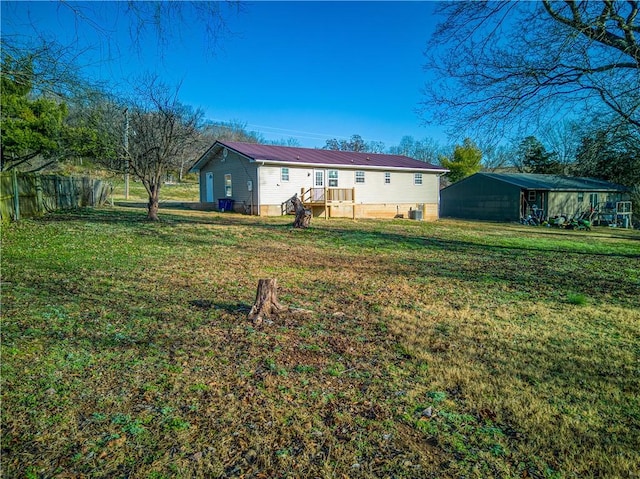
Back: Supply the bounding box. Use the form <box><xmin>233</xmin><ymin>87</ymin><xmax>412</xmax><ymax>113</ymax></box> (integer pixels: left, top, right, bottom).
<box><xmin>221</xmin><ymin>140</ymin><xmax>408</xmax><ymax>159</ymax></box>
<box><xmin>479</xmin><ymin>171</ymin><xmax>627</xmax><ymax>190</ymax></box>
<box><xmin>215</xmin><ymin>140</ymin><xmax>447</xmax><ymax>171</ymax></box>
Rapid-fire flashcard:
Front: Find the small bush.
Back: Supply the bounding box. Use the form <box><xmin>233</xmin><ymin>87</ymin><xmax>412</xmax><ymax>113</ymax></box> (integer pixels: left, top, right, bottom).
<box><xmin>567</xmin><ymin>293</ymin><xmax>588</xmax><ymax>305</ymax></box>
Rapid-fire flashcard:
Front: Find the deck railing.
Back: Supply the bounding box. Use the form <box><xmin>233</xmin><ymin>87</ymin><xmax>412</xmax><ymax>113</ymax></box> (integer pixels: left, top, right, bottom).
<box><xmin>301</xmin><ymin>187</ymin><xmax>355</xmax><ymax>204</ymax></box>
<box><xmin>281</xmin><ymin>187</ymin><xmax>356</xmax><ymax>217</ymax></box>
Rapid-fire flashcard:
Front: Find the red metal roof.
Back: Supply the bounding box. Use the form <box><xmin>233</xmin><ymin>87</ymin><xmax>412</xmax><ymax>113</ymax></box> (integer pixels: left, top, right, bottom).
<box><xmin>217</xmin><ymin>141</ymin><xmax>447</xmax><ymax>171</ymax></box>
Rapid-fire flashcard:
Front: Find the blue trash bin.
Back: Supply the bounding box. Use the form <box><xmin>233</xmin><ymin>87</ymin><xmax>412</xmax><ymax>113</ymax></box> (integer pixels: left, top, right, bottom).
<box><xmin>218</xmin><ymin>199</ymin><xmax>234</xmax><ymax>212</ymax></box>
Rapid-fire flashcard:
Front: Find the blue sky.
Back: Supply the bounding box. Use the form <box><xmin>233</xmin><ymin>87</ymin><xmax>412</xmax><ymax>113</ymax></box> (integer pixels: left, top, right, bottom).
<box><xmin>2</xmin><ymin>1</ymin><xmax>445</xmax><ymax>148</ymax></box>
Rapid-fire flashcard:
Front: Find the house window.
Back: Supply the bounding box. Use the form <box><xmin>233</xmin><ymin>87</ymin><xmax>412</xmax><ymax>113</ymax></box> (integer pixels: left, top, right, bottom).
<box><xmin>414</xmin><ymin>173</ymin><xmax>423</xmax><ymax>185</ymax></box>
<box><xmin>577</xmin><ymin>192</ymin><xmax>584</xmax><ymax>203</ymax></box>
<box><xmin>590</xmin><ymin>193</ymin><xmax>598</xmax><ymax>208</ymax></box>
<box><xmin>328</xmin><ymin>170</ymin><xmax>339</xmax><ymax>187</ymax></box>
<box><xmin>527</xmin><ymin>190</ymin><xmax>536</xmax><ymax>202</ymax></box>
<box><xmin>384</xmin><ymin>172</ymin><xmax>391</xmax><ymax>184</ymax></box>
<box><xmin>281</xmin><ymin>167</ymin><xmax>289</xmax><ymax>182</ymax></box>
<box><xmin>355</xmin><ymin>171</ymin><xmax>365</xmax><ymax>184</ymax></box>
<box><xmin>224</xmin><ymin>174</ymin><xmax>232</xmax><ymax>197</ymax></box>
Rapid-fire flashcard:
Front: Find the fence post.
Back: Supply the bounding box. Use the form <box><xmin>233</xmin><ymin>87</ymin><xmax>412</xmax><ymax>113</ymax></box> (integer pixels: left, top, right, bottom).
<box><xmin>70</xmin><ymin>177</ymin><xmax>76</xmax><ymax>208</ymax></box>
<box><xmin>35</xmin><ymin>175</ymin><xmax>44</xmax><ymax>213</ymax></box>
<box><xmin>12</xmin><ymin>169</ymin><xmax>20</xmax><ymax>221</ymax></box>
<box><xmin>55</xmin><ymin>176</ymin><xmax>61</xmax><ymax>210</ymax></box>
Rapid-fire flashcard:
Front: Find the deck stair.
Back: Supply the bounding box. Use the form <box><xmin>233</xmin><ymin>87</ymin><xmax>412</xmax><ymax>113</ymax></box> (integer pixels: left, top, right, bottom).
<box><xmin>281</xmin><ymin>187</ymin><xmax>356</xmax><ymax>219</ymax></box>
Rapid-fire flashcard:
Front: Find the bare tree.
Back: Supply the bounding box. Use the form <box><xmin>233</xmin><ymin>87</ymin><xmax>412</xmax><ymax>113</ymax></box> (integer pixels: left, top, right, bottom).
<box><xmin>0</xmin><ymin>37</ymin><xmax>101</xmax><ymax>101</ymax></box>
<box><xmin>421</xmin><ymin>1</ymin><xmax>640</xmax><ymax>140</ymax></box>
<box><xmin>0</xmin><ymin>0</ymin><xmax>240</xmax><ymax>175</ymax></box>
<box><xmin>1</xmin><ymin>2</ymin><xmax>241</xmax><ymax>107</ymax></box>
<box><xmin>388</xmin><ymin>135</ymin><xmax>444</xmax><ymax>164</ymax></box>
<box><xmin>125</xmin><ymin>76</ymin><xmax>202</xmax><ymax>220</ymax></box>
<box><xmin>202</xmin><ymin>120</ymin><xmax>264</xmax><ymax>144</ymax></box>
<box><xmin>117</xmin><ymin>1</ymin><xmax>241</xmax><ymax>55</ymax></box>
<box><xmin>540</xmin><ymin>120</ymin><xmax>582</xmax><ymax>172</ymax></box>
<box><xmin>323</xmin><ymin>134</ymin><xmax>368</xmax><ymax>152</ymax></box>
<box><xmin>3</xmin><ymin>1</ymin><xmax>242</xmax><ymax>60</ymax></box>
<box><xmin>366</xmin><ymin>141</ymin><xmax>387</xmax><ymax>154</ymax></box>
<box><xmin>477</xmin><ymin>141</ymin><xmax>515</xmax><ymax>172</ymax></box>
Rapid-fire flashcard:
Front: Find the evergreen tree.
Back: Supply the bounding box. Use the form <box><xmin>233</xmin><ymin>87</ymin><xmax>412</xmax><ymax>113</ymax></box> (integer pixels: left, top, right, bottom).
<box><xmin>516</xmin><ymin>136</ymin><xmax>562</xmax><ymax>174</ymax></box>
<box><xmin>0</xmin><ymin>55</ymin><xmax>68</xmax><ymax>171</ymax></box>
<box><xmin>440</xmin><ymin>138</ymin><xmax>482</xmax><ymax>183</ymax></box>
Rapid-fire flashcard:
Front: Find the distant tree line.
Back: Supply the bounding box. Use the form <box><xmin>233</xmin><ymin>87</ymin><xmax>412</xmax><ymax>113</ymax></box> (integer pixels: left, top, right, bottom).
<box><xmin>322</xmin><ymin>128</ymin><xmax>638</xmax><ymax>191</ymax></box>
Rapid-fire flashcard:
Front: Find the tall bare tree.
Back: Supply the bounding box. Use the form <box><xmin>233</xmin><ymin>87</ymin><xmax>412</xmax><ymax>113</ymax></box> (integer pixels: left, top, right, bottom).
<box><xmin>3</xmin><ymin>1</ymin><xmax>241</xmax><ymax>60</ymax></box>
<box><xmin>540</xmin><ymin>120</ymin><xmax>582</xmax><ymax>172</ymax></box>
<box><xmin>1</xmin><ymin>0</ymin><xmax>240</xmax><ymax>174</ymax></box>
<box><xmin>125</xmin><ymin>77</ymin><xmax>202</xmax><ymax>220</ymax></box>
<box><xmin>323</xmin><ymin>134</ymin><xmax>385</xmax><ymax>153</ymax></box>
<box><xmin>0</xmin><ymin>37</ymin><xmax>97</xmax><ymax>100</ymax></box>
<box><xmin>388</xmin><ymin>135</ymin><xmax>444</xmax><ymax>164</ymax></box>
<box><xmin>477</xmin><ymin>141</ymin><xmax>514</xmax><ymax>172</ymax></box>
<box><xmin>421</xmin><ymin>1</ymin><xmax>640</xmax><ymax>140</ymax></box>
<box><xmin>323</xmin><ymin>134</ymin><xmax>368</xmax><ymax>152</ymax></box>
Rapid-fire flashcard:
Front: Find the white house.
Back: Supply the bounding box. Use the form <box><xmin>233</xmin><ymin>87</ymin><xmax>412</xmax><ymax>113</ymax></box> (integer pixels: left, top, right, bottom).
<box><xmin>189</xmin><ymin>141</ymin><xmax>448</xmax><ymax>220</ymax></box>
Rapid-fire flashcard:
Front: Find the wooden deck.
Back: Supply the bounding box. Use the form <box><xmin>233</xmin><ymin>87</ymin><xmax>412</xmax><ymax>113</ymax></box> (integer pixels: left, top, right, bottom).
<box><xmin>281</xmin><ymin>187</ymin><xmax>356</xmax><ymax>218</ymax></box>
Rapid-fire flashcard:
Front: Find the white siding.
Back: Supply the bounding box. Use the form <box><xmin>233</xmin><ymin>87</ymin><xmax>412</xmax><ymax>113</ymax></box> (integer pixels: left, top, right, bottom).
<box><xmin>258</xmin><ymin>165</ymin><xmax>441</xmax><ymax>205</ymax></box>
<box><xmin>197</xmin><ymin>150</ymin><xmax>443</xmax><ymax>218</ymax></box>
<box><xmin>259</xmin><ymin>165</ymin><xmax>314</xmax><ymax>204</ymax></box>
<box><xmin>353</xmin><ymin>170</ymin><xmax>440</xmax><ymax>204</ymax></box>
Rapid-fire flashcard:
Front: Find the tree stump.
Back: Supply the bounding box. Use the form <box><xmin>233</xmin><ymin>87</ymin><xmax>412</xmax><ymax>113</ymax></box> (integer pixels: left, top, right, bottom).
<box><xmin>248</xmin><ymin>278</ymin><xmax>288</xmax><ymax>326</ymax></box>
<box><xmin>290</xmin><ymin>193</ymin><xmax>312</xmax><ymax>228</ymax></box>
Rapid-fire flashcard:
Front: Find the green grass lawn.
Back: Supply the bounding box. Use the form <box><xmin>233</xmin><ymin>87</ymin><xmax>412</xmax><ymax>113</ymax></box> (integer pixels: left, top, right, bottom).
<box><xmin>58</xmin><ymin>165</ymin><xmax>200</xmax><ymax>203</ymax></box>
<box><xmin>2</xmin><ymin>207</ymin><xmax>639</xmax><ymax>479</ymax></box>
<box><xmin>109</xmin><ymin>177</ymin><xmax>200</xmax><ymax>203</ymax></box>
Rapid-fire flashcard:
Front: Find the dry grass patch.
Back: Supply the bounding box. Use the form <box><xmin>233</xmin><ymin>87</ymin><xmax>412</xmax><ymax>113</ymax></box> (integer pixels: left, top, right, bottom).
<box><xmin>388</xmin><ymin>284</ymin><xmax>639</xmax><ymax>478</ymax></box>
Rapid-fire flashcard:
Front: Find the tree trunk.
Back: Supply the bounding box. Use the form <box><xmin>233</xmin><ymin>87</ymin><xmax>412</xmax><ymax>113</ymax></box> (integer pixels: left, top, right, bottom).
<box><xmin>147</xmin><ymin>186</ymin><xmax>160</xmax><ymax>221</ymax></box>
<box><xmin>248</xmin><ymin>278</ymin><xmax>288</xmax><ymax>326</ymax></box>
<box><xmin>290</xmin><ymin>194</ymin><xmax>311</xmax><ymax>228</ymax></box>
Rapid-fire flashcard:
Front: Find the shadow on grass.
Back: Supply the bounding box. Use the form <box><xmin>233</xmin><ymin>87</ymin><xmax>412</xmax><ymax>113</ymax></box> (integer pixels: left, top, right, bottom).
<box><xmin>393</xmin><ymin>253</ymin><xmax>639</xmax><ymax>306</ymax></box>
<box><xmin>39</xmin><ymin>205</ymin><xmax>292</xmax><ymax>230</ymax></box>
<box><xmin>28</xmin><ymin>207</ymin><xmax>640</xmax><ymax>306</ymax></box>
<box><xmin>315</xmin><ymin>225</ymin><xmax>640</xmax><ymax>259</ymax></box>
<box><xmin>189</xmin><ymin>299</ymin><xmax>251</xmax><ymax>314</ymax></box>
<box><xmin>36</xmin><ymin>207</ymin><xmax>640</xmax><ymax>256</ymax></box>
<box><xmin>311</xmin><ymin>226</ymin><xmax>639</xmax><ymax>306</ymax></box>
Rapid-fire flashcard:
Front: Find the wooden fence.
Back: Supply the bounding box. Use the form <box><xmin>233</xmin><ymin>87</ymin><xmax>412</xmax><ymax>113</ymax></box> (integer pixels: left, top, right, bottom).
<box><xmin>0</xmin><ymin>171</ymin><xmax>112</xmax><ymax>221</ymax></box>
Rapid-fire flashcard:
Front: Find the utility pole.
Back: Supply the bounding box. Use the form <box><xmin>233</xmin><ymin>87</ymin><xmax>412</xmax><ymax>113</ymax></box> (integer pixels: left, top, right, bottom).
<box><xmin>124</xmin><ymin>108</ymin><xmax>130</xmax><ymax>200</ymax></box>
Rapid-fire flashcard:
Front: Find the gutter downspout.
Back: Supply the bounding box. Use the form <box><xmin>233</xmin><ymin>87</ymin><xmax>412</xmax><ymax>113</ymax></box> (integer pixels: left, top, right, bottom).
<box><xmin>437</xmin><ymin>172</ymin><xmax>445</xmax><ymax>219</ymax></box>
<box><xmin>256</xmin><ymin>161</ymin><xmax>264</xmax><ymax>216</ymax></box>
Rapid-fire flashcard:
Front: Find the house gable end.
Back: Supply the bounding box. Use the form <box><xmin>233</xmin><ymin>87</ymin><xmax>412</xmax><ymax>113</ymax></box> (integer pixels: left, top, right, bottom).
<box><xmin>189</xmin><ymin>141</ymin><xmax>259</xmax><ymax>173</ymax></box>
